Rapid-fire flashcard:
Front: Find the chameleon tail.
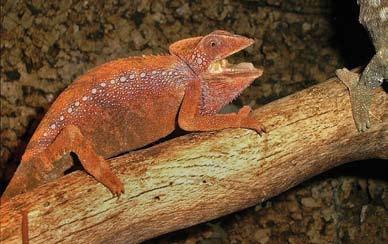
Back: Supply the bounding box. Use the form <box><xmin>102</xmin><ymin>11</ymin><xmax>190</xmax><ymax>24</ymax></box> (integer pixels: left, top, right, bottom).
<box><xmin>1</xmin><ymin>154</ymin><xmax>73</xmax><ymax>200</ymax></box>
<box><xmin>2</xmin><ymin>160</ymin><xmax>46</xmax><ymax>200</ymax></box>
<box><xmin>22</xmin><ymin>210</ymin><xmax>29</xmax><ymax>244</ymax></box>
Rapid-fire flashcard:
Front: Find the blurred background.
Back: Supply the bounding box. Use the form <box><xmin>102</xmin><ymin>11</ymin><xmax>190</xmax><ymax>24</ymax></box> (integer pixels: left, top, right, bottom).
<box><xmin>1</xmin><ymin>0</ymin><xmax>387</xmax><ymax>243</ymax></box>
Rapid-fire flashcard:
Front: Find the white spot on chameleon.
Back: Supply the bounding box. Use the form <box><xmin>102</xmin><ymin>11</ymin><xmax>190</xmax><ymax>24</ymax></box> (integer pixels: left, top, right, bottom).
<box><xmin>67</xmin><ymin>107</ymin><xmax>73</xmax><ymax>113</ymax></box>
<box><xmin>50</xmin><ymin>124</ymin><xmax>56</xmax><ymax>129</ymax></box>
<box><xmin>100</xmin><ymin>82</ymin><xmax>106</xmax><ymax>87</ymax></box>
<box><xmin>380</xmin><ymin>7</ymin><xmax>388</xmax><ymax>21</ymax></box>
<box><xmin>129</xmin><ymin>74</ymin><xmax>135</xmax><ymax>79</ymax></box>
<box><xmin>82</xmin><ymin>96</ymin><xmax>88</xmax><ymax>101</ymax></box>
<box><xmin>92</xmin><ymin>88</ymin><xmax>97</xmax><ymax>94</ymax></box>
<box><xmin>60</xmin><ymin>115</ymin><xmax>64</xmax><ymax>121</ymax></box>
<box><xmin>120</xmin><ymin>76</ymin><xmax>126</xmax><ymax>82</ymax></box>
<box><xmin>196</xmin><ymin>58</ymin><xmax>203</xmax><ymax>64</ymax></box>
<box><xmin>43</xmin><ymin>132</ymin><xmax>48</xmax><ymax>136</ymax></box>
<box><xmin>74</xmin><ymin>101</ymin><xmax>80</xmax><ymax>106</ymax></box>
<box><xmin>140</xmin><ymin>72</ymin><xmax>146</xmax><ymax>78</ymax></box>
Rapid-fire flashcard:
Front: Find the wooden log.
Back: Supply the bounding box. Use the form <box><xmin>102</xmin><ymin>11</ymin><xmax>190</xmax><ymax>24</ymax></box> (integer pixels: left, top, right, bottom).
<box><xmin>0</xmin><ymin>75</ymin><xmax>387</xmax><ymax>243</ymax></box>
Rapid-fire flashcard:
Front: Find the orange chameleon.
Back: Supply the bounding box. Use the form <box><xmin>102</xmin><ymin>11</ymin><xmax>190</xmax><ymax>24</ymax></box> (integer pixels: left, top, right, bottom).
<box><xmin>2</xmin><ymin>30</ymin><xmax>264</xmax><ymax>200</ymax></box>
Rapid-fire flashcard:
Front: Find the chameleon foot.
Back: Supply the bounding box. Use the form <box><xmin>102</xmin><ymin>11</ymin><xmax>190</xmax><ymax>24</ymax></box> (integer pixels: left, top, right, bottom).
<box><xmin>97</xmin><ymin>159</ymin><xmax>125</xmax><ymax>197</ymax></box>
<box><xmin>238</xmin><ymin>106</ymin><xmax>266</xmax><ymax>135</ymax></box>
<box><xmin>336</xmin><ymin>68</ymin><xmax>373</xmax><ymax>132</ymax></box>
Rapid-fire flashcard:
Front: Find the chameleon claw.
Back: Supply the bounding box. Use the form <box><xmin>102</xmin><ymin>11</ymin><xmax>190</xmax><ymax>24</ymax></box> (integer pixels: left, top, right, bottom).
<box><xmin>237</xmin><ymin>106</ymin><xmax>266</xmax><ymax>135</ymax></box>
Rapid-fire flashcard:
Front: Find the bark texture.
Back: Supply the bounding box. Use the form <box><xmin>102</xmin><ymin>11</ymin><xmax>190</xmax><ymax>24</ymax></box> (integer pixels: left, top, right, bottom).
<box><xmin>0</xmin><ymin>77</ymin><xmax>386</xmax><ymax>243</ymax></box>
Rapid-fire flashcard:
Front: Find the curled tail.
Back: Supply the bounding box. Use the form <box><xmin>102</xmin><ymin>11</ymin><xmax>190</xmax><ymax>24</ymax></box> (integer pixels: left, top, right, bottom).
<box><xmin>22</xmin><ymin>210</ymin><xmax>29</xmax><ymax>244</ymax></box>
<box><xmin>2</xmin><ymin>152</ymin><xmax>72</xmax><ymax>244</ymax></box>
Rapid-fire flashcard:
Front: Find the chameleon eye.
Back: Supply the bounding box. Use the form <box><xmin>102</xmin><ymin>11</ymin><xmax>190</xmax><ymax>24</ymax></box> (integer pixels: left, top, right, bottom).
<box><xmin>210</xmin><ymin>40</ymin><xmax>217</xmax><ymax>47</ymax></box>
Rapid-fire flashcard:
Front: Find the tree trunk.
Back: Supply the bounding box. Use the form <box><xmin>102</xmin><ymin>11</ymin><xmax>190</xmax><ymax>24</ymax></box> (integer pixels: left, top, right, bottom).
<box><xmin>0</xmin><ymin>76</ymin><xmax>387</xmax><ymax>244</ymax></box>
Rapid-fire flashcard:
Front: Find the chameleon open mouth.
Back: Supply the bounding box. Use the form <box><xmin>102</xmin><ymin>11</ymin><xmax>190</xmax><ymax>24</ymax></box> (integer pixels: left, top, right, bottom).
<box><xmin>207</xmin><ymin>59</ymin><xmax>263</xmax><ymax>78</ymax></box>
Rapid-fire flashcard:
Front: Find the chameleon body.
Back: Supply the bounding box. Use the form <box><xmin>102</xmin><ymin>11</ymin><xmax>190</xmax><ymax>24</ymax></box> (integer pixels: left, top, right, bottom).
<box><xmin>336</xmin><ymin>0</ymin><xmax>387</xmax><ymax>131</ymax></box>
<box><xmin>2</xmin><ymin>30</ymin><xmax>264</xmax><ymax>199</ymax></box>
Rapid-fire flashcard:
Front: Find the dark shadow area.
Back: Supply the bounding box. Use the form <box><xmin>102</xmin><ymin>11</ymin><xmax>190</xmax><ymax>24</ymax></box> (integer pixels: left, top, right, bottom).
<box><xmin>329</xmin><ymin>0</ymin><xmax>374</xmax><ymax>68</ymax></box>
<box><xmin>63</xmin><ymin>153</ymin><xmax>83</xmax><ymax>175</ymax></box>
<box><xmin>382</xmin><ymin>80</ymin><xmax>388</xmax><ymax>92</ymax></box>
<box><xmin>124</xmin><ymin>127</ymin><xmax>188</xmax><ymax>153</ymax></box>
<box><xmin>326</xmin><ymin>158</ymin><xmax>387</xmax><ymax>181</ymax></box>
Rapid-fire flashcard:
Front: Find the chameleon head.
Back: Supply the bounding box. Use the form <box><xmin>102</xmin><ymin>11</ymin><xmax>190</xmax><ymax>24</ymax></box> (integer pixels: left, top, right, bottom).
<box><xmin>170</xmin><ymin>30</ymin><xmax>263</xmax><ymax>114</ymax></box>
<box><xmin>170</xmin><ymin>30</ymin><xmax>262</xmax><ymax>77</ymax></box>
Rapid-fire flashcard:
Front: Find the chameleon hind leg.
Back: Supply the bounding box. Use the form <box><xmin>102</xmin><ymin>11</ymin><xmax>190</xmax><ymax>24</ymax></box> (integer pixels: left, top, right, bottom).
<box><xmin>2</xmin><ymin>124</ymin><xmax>124</xmax><ymax>200</ymax></box>
<box><xmin>43</xmin><ymin>124</ymin><xmax>124</xmax><ymax>196</ymax></box>
<box><xmin>336</xmin><ymin>68</ymin><xmax>373</xmax><ymax>132</ymax></box>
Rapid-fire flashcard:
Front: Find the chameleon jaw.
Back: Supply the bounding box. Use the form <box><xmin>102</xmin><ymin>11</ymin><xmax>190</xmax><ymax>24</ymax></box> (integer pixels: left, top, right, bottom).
<box><xmin>207</xmin><ymin>59</ymin><xmax>263</xmax><ymax>78</ymax></box>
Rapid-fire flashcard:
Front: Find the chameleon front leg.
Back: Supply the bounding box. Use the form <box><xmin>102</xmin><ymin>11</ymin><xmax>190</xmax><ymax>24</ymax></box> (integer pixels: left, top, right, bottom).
<box><xmin>336</xmin><ymin>68</ymin><xmax>374</xmax><ymax>132</ymax></box>
<box><xmin>3</xmin><ymin>125</ymin><xmax>124</xmax><ymax>200</ymax></box>
<box><xmin>178</xmin><ymin>79</ymin><xmax>265</xmax><ymax>134</ymax></box>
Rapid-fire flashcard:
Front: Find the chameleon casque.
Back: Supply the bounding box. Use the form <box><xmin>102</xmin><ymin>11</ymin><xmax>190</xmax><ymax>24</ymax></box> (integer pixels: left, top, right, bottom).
<box><xmin>2</xmin><ymin>30</ymin><xmax>264</xmax><ymax>200</ymax></box>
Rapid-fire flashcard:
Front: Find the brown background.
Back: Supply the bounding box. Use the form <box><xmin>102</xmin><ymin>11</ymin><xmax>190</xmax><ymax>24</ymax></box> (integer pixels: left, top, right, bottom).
<box><xmin>1</xmin><ymin>0</ymin><xmax>387</xmax><ymax>243</ymax></box>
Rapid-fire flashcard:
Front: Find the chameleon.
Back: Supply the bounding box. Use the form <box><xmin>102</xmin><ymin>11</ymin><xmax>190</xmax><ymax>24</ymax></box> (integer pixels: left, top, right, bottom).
<box><xmin>336</xmin><ymin>0</ymin><xmax>387</xmax><ymax>131</ymax></box>
<box><xmin>2</xmin><ymin>30</ymin><xmax>264</xmax><ymax>200</ymax></box>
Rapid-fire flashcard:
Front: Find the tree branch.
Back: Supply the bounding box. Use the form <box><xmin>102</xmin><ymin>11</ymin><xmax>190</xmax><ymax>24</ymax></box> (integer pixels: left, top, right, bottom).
<box><xmin>1</xmin><ymin>75</ymin><xmax>387</xmax><ymax>243</ymax></box>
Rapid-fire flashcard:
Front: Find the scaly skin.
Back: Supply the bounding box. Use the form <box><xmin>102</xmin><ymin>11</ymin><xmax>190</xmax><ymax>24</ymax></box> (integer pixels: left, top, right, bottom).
<box><xmin>2</xmin><ymin>30</ymin><xmax>264</xmax><ymax>200</ymax></box>
<box><xmin>337</xmin><ymin>0</ymin><xmax>387</xmax><ymax>132</ymax></box>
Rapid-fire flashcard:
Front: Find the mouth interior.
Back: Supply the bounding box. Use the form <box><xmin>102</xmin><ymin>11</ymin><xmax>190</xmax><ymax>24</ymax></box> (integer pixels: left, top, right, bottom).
<box><xmin>207</xmin><ymin>58</ymin><xmax>259</xmax><ymax>75</ymax></box>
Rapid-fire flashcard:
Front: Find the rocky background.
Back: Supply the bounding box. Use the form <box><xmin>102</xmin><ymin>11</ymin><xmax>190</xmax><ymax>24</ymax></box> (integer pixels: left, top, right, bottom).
<box><xmin>1</xmin><ymin>0</ymin><xmax>387</xmax><ymax>243</ymax></box>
